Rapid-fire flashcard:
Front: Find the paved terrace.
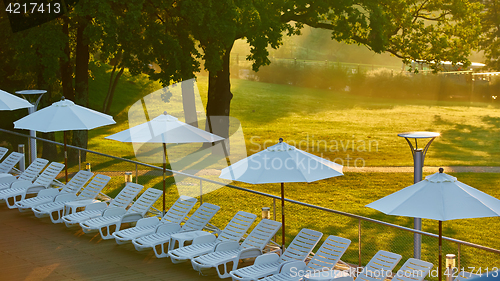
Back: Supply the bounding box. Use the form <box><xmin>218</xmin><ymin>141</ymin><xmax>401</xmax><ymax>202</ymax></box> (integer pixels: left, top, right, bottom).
<box><xmin>0</xmin><ymin>204</ymin><xmax>222</xmax><ymax>281</ymax></box>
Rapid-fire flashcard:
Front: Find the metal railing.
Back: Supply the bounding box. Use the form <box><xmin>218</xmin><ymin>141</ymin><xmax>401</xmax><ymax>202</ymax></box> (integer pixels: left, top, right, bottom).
<box><xmin>2</xmin><ymin>128</ymin><xmax>499</xmax><ymax>279</ymax></box>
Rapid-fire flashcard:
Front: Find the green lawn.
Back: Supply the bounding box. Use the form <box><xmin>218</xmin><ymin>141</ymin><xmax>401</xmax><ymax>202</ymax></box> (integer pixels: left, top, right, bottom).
<box><xmin>74</xmin><ymin>64</ymin><xmax>500</xmax><ymax>275</ymax></box>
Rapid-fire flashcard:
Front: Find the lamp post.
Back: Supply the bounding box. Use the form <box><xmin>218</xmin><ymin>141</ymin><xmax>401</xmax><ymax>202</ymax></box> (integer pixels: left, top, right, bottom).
<box><xmin>15</xmin><ymin>90</ymin><xmax>46</xmax><ymax>164</ymax></box>
<box><xmin>397</xmin><ymin>131</ymin><xmax>440</xmax><ymax>259</ymax></box>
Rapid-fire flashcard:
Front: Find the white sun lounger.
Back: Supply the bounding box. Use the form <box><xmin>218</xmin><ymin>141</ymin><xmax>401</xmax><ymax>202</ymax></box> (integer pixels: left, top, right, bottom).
<box><xmin>14</xmin><ymin>170</ymin><xmax>93</xmax><ymax>212</ymax></box>
<box><xmin>229</xmin><ymin>228</ymin><xmax>324</xmax><ymax>281</ymax></box>
<box><xmin>61</xmin><ymin>182</ymin><xmax>143</xmax><ymax>227</ymax></box>
<box><xmin>130</xmin><ymin>202</ymin><xmax>221</xmax><ymax>256</ymax></box>
<box><xmin>294</xmin><ymin>250</ymin><xmax>402</xmax><ymax>281</ymax></box>
<box><xmin>168</xmin><ymin>211</ymin><xmax>257</xmax><ymax>264</ymax></box>
<box><xmin>257</xmin><ymin>235</ymin><xmax>352</xmax><ymax>281</ymax></box>
<box><xmin>112</xmin><ymin>196</ymin><xmax>197</xmax><ymax>244</ymax></box>
<box><xmin>391</xmin><ymin>258</ymin><xmax>433</xmax><ymax>281</ymax></box>
<box><xmin>191</xmin><ymin>219</ymin><xmax>282</xmax><ymax>278</ymax></box>
<box><xmin>0</xmin><ymin>147</ymin><xmax>8</xmax><ymax>161</ymax></box>
<box><xmin>0</xmin><ymin>162</ymin><xmax>65</xmax><ymax>208</ymax></box>
<box><xmin>31</xmin><ymin>174</ymin><xmax>110</xmax><ymax>222</ymax></box>
<box><xmin>0</xmin><ymin>158</ymin><xmax>48</xmax><ymax>188</ymax></box>
<box><xmin>79</xmin><ymin>187</ymin><xmax>163</xmax><ymax>239</ymax></box>
<box><xmin>0</xmin><ymin>152</ymin><xmax>24</xmax><ymax>175</ymax></box>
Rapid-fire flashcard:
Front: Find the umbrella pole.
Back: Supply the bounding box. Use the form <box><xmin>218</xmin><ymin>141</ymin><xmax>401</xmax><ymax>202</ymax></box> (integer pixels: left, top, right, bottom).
<box><xmin>439</xmin><ymin>220</ymin><xmax>442</xmax><ymax>281</ymax></box>
<box><xmin>163</xmin><ymin>143</ymin><xmax>167</xmax><ymax>216</ymax></box>
<box><xmin>64</xmin><ymin>131</ymin><xmax>68</xmax><ymax>183</ymax></box>
<box><xmin>281</xmin><ymin>182</ymin><xmax>285</xmax><ymax>251</ymax></box>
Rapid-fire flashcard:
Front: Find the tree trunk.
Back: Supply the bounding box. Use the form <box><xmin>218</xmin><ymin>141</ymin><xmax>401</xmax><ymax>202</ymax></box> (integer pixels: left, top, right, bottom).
<box><xmin>104</xmin><ymin>66</ymin><xmax>124</xmax><ymax>114</ymax></box>
<box><xmin>60</xmin><ymin>16</ymin><xmax>74</xmax><ymax>101</ymax></box>
<box><xmin>71</xmin><ymin>18</ymin><xmax>90</xmax><ymax>164</ymax></box>
<box><xmin>205</xmin><ymin>43</ymin><xmax>234</xmax><ymax>139</ymax></box>
<box><xmin>181</xmin><ymin>78</ymin><xmax>199</xmax><ymax>127</ymax></box>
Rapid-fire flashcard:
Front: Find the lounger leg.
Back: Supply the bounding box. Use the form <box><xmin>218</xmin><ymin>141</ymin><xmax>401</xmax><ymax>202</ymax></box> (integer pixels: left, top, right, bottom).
<box><xmin>153</xmin><ymin>242</ymin><xmax>170</xmax><ymax>258</ymax></box>
<box><xmin>6</xmin><ymin>194</ymin><xmax>24</xmax><ymax>209</ymax></box>
<box><xmin>99</xmin><ymin>223</ymin><xmax>120</xmax><ymax>240</ymax></box>
<box><xmin>50</xmin><ymin>209</ymin><xmax>64</xmax><ymax>224</ymax></box>
<box><xmin>215</xmin><ymin>260</ymin><xmax>236</xmax><ymax>279</ymax></box>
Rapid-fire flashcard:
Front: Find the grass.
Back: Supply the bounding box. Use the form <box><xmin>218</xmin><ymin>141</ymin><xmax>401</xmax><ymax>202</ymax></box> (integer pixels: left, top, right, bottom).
<box><xmin>83</xmin><ymin>64</ymin><xmax>500</xmax><ymax>168</ymax></box>
<box><xmin>53</xmin><ymin>63</ymin><xmax>500</xmax><ymax>275</ymax></box>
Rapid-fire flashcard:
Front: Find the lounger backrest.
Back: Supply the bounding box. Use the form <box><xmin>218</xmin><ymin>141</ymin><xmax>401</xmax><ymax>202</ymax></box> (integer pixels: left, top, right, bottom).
<box><xmin>17</xmin><ymin>158</ymin><xmax>49</xmax><ymax>181</ymax></box>
<box><xmin>180</xmin><ymin>203</ymin><xmax>220</xmax><ymax>232</ymax></box>
<box><xmin>0</xmin><ymin>152</ymin><xmax>23</xmax><ymax>174</ymax></box>
<box><xmin>32</xmin><ymin>162</ymin><xmax>65</xmax><ymax>187</ymax></box>
<box><xmin>109</xmin><ymin>182</ymin><xmax>144</xmax><ymax>208</ymax></box>
<box><xmin>239</xmin><ymin>219</ymin><xmax>282</xmax><ymax>251</ymax></box>
<box><xmin>454</xmin><ymin>271</ymin><xmax>482</xmax><ymax>281</ymax></box>
<box><xmin>60</xmin><ymin>170</ymin><xmax>93</xmax><ymax>193</ymax></box>
<box><xmin>76</xmin><ymin>174</ymin><xmax>110</xmax><ymax>199</ymax></box>
<box><xmin>216</xmin><ymin>211</ymin><xmax>257</xmax><ymax>243</ymax></box>
<box><xmin>306</xmin><ymin>235</ymin><xmax>351</xmax><ymax>272</ymax></box>
<box><xmin>0</xmin><ymin>147</ymin><xmax>8</xmax><ymax>160</ymax></box>
<box><xmin>161</xmin><ymin>196</ymin><xmax>197</xmax><ymax>224</ymax></box>
<box><xmin>279</xmin><ymin>228</ymin><xmax>323</xmax><ymax>263</ymax></box>
<box><xmin>357</xmin><ymin>250</ymin><xmax>402</xmax><ymax>281</ymax></box>
<box><xmin>392</xmin><ymin>258</ymin><xmax>433</xmax><ymax>281</ymax></box>
<box><xmin>125</xmin><ymin>188</ymin><xmax>163</xmax><ymax>216</ymax></box>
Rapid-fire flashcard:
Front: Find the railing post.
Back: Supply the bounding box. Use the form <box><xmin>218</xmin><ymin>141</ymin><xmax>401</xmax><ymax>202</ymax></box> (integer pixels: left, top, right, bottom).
<box><xmin>18</xmin><ymin>144</ymin><xmax>25</xmax><ymax>172</ymax></box>
<box><xmin>358</xmin><ymin>219</ymin><xmax>362</xmax><ymax>268</ymax></box>
<box><xmin>199</xmin><ymin>179</ymin><xmax>203</xmax><ymax>205</ymax></box>
<box><xmin>78</xmin><ymin>150</ymin><xmax>81</xmax><ymax>170</ymax></box>
<box><xmin>135</xmin><ymin>164</ymin><xmax>138</xmax><ymax>184</ymax></box>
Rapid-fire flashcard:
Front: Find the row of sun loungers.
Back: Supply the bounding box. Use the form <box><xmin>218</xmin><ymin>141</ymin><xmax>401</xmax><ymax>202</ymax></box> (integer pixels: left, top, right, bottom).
<box><xmin>0</xmin><ymin>154</ymin><xmax>437</xmax><ymax>281</ymax></box>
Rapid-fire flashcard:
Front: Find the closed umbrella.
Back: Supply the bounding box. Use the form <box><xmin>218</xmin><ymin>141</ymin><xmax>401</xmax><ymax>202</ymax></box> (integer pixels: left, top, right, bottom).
<box><xmin>366</xmin><ymin>168</ymin><xmax>500</xmax><ymax>281</ymax></box>
<box><xmin>105</xmin><ymin>111</ymin><xmax>224</xmax><ymax>214</ymax></box>
<box><xmin>14</xmin><ymin>97</ymin><xmax>116</xmax><ymax>182</ymax></box>
<box><xmin>0</xmin><ymin>89</ymin><xmax>33</xmax><ymax>110</ymax></box>
<box><xmin>220</xmin><ymin>138</ymin><xmax>344</xmax><ymax>249</ymax></box>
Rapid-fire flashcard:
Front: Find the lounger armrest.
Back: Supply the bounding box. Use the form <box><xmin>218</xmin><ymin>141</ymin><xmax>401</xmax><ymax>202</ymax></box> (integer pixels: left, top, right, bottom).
<box><xmin>36</xmin><ymin>188</ymin><xmax>61</xmax><ymax>198</ymax></box>
<box><xmin>254</xmin><ymin>253</ymin><xmax>280</xmax><ymax>265</ymax></box>
<box><xmin>54</xmin><ymin>193</ymin><xmax>77</xmax><ymax>202</ymax></box>
<box><xmin>102</xmin><ymin>207</ymin><xmax>126</xmax><ymax>217</ymax></box>
<box><xmin>25</xmin><ymin>185</ymin><xmax>47</xmax><ymax>194</ymax></box>
<box><xmin>192</xmin><ymin>233</ymin><xmax>217</xmax><ymax>245</ymax></box>
<box><xmin>214</xmin><ymin>241</ymin><xmax>240</xmax><ymax>252</ymax></box>
<box><xmin>135</xmin><ymin>216</ymin><xmax>160</xmax><ymax>227</ymax></box>
<box><xmin>10</xmin><ymin>180</ymin><xmax>33</xmax><ymax>189</ymax></box>
<box><xmin>155</xmin><ymin>222</ymin><xmax>181</xmax><ymax>233</ymax></box>
<box><xmin>0</xmin><ymin>174</ymin><xmax>16</xmax><ymax>185</ymax></box>
<box><xmin>236</xmin><ymin>247</ymin><xmax>262</xmax><ymax>260</ymax></box>
<box><xmin>84</xmin><ymin>201</ymin><xmax>109</xmax><ymax>211</ymax></box>
<box><xmin>278</xmin><ymin>260</ymin><xmax>307</xmax><ymax>274</ymax></box>
<box><xmin>120</xmin><ymin>212</ymin><xmax>143</xmax><ymax>223</ymax></box>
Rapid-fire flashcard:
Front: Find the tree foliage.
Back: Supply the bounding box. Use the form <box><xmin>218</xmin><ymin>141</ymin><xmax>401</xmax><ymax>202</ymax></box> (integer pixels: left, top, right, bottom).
<box><xmin>478</xmin><ymin>0</ymin><xmax>500</xmax><ymax>70</ymax></box>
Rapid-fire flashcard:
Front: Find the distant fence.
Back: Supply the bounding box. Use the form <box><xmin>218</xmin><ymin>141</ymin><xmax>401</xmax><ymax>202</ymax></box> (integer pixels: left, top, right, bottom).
<box><xmin>1</xmin><ymin>127</ymin><xmax>499</xmax><ymax>280</ymax></box>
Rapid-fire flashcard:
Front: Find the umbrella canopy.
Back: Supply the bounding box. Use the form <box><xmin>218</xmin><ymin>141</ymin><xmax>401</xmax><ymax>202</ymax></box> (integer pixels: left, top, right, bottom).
<box><xmin>0</xmin><ymin>89</ymin><xmax>33</xmax><ymax>111</ymax></box>
<box><xmin>220</xmin><ymin>139</ymin><xmax>344</xmax><ymax>249</ymax></box>
<box><xmin>105</xmin><ymin>111</ymin><xmax>224</xmax><ymax>214</ymax></box>
<box><xmin>106</xmin><ymin>113</ymin><xmax>223</xmax><ymax>144</ymax></box>
<box><xmin>14</xmin><ymin>98</ymin><xmax>115</xmax><ymax>133</ymax></box>
<box><xmin>220</xmin><ymin>141</ymin><xmax>343</xmax><ymax>183</ymax></box>
<box><xmin>14</xmin><ymin>98</ymin><xmax>116</xmax><ymax>182</ymax></box>
<box><xmin>366</xmin><ymin>169</ymin><xmax>500</xmax><ymax>281</ymax></box>
<box><xmin>366</xmin><ymin>171</ymin><xmax>500</xmax><ymax>221</ymax></box>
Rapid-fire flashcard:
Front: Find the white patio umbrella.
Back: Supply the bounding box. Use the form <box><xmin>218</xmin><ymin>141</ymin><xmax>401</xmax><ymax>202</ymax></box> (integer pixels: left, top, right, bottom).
<box><xmin>0</xmin><ymin>89</ymin><xmax>33</xmax><ymax>110</ymax></box>
<box><xmin>366</xmin><ymin>168</ymin><xmax>500</xmax><ymax>281</ymax></box>
<box><xmin>219</xmin><ymin>138</ymin><xmax>344</xmax><ymax>249</ymax></box>
<box><xmin>14</xmin><ymin>97</ymin><xmax>116</xmax><ymax>182</ymax></box>
<box><xmin>105</xmin><ymin>111</ymin><xmax>224</xmax><ymax>214</ymax></box>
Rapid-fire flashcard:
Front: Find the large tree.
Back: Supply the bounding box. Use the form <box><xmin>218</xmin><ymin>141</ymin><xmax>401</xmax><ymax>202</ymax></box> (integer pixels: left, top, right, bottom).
<box><xmin>128</xmin><ymin>0</ymin><xmax>482</xmax><ymax>139</ymax></box>
<box><xmin>478</xmin><ymin>0</ymin><xmax>500</xmax><ymax>70</ymax></box>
